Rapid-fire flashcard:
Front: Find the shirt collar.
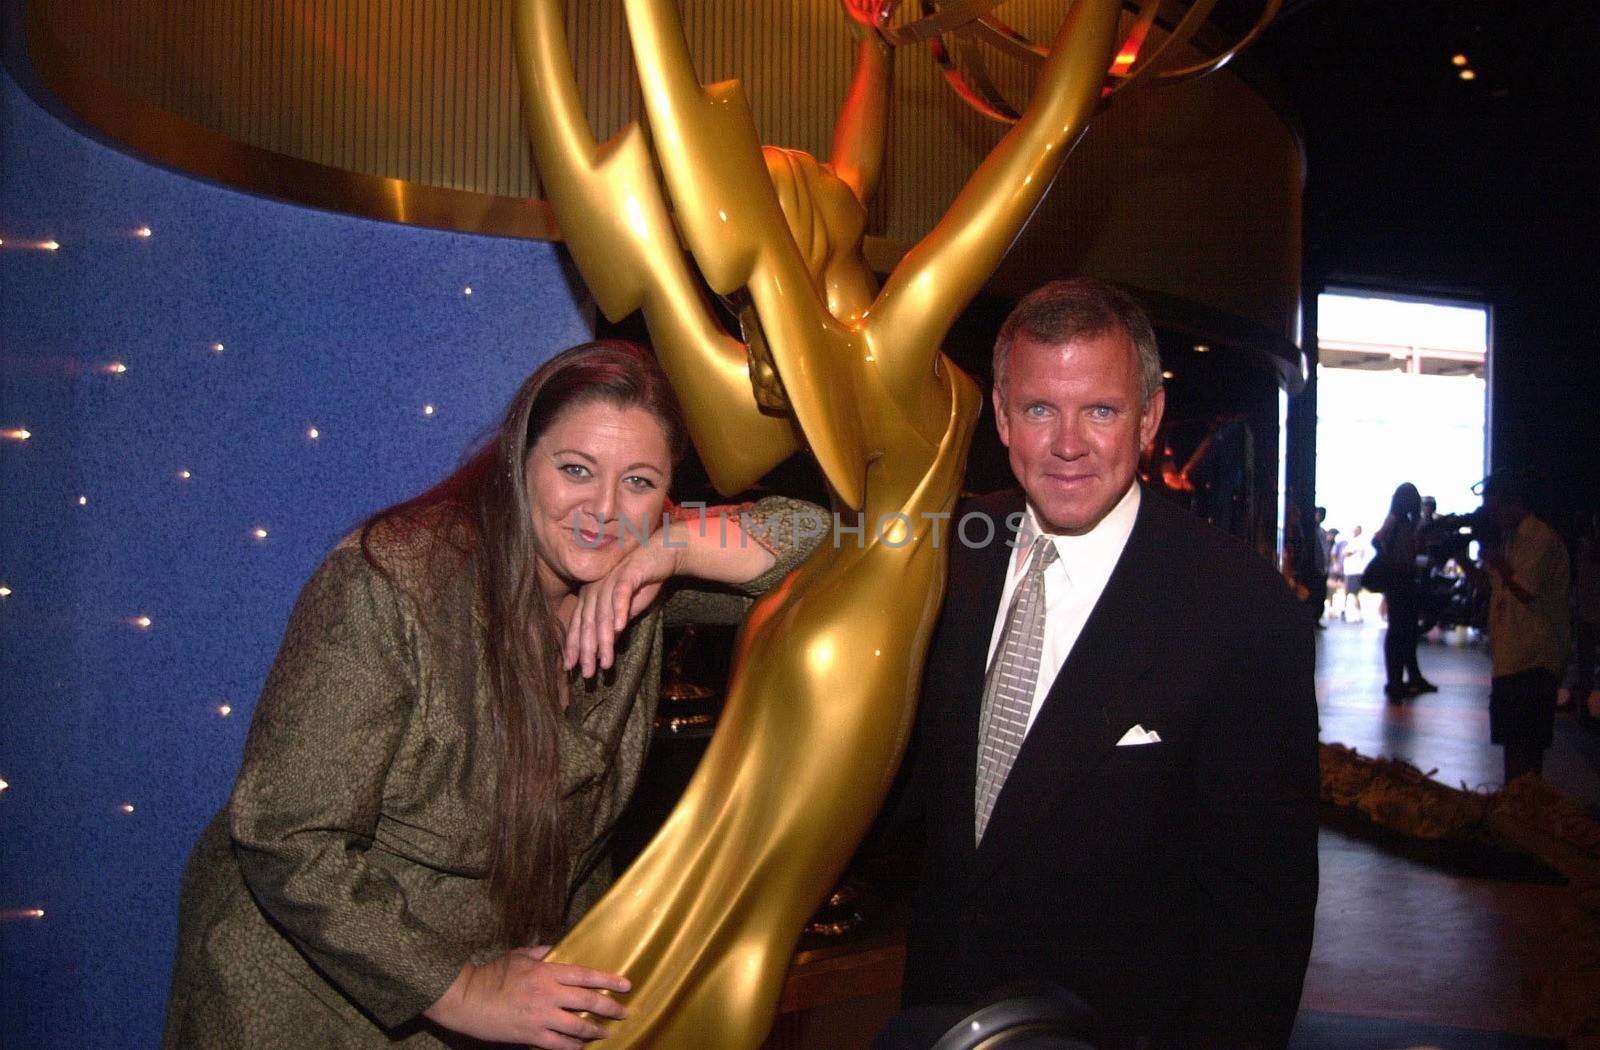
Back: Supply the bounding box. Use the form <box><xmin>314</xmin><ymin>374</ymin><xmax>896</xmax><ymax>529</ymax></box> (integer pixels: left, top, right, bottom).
<box><xmin>1018</xmin><ymin>481</ymin><xmax>1142</xmax><ymax>584</ymax></box>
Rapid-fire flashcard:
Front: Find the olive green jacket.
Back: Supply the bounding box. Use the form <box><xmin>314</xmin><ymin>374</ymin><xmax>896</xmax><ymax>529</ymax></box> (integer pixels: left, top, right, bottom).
<box><xmin>162</xmin><ymin>498</ymin><xmax>815</xmax><ymax>1049</ymax></box>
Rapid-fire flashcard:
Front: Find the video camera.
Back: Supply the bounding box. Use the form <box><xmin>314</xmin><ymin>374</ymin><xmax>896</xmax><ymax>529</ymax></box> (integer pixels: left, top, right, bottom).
<box><xmin>1419</xmin><ymin>508</ymin><xmax>1497</xmax><ymax>566</ymax></box>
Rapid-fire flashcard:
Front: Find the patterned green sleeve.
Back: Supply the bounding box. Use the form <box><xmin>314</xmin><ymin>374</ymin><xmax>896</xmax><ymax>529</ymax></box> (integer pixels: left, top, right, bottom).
<box><xmin>228</xmin><ymin>545</ymin><xmax>470</xmax><ymax>1029</ymax></box>
<box><xmin>663</xmin><ymin>496</ymin><xmax>827</xmax><ymax>626</ymax></box>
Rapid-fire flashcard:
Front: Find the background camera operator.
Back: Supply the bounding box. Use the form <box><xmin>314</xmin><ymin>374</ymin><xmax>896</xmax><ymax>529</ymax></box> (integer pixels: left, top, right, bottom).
<box><xmin>1416</xmin><ymin>508</ymin><xmax>1493</xmax><ymax>634</ymax></box>
<box><xmin>1469</xmin><ymin>473</ymin><xmax>1572</xmax><ymax>783</ymax></box>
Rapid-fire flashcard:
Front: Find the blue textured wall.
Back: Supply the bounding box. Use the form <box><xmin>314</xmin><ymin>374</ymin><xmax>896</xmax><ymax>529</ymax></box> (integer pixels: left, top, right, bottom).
<box><xmin>0</xmin><ymin>68</ymin><xmax>592</xmax><ymax>1047</ymax></box>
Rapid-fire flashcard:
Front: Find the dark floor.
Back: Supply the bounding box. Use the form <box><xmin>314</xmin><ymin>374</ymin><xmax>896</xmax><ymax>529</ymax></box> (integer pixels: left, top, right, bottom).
<box><xmin>1298</xmin><ymin>606</ymin><xmax>1598</xmax><ymax>1046</ymax></box>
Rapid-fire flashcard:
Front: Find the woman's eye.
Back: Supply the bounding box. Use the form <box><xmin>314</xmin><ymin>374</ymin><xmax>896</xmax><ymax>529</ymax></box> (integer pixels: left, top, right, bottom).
<box><xmin>624</xmin><ymin>475</ymin><xmax>658</xmax><ymax>491</ymax></box>
<box><xmin>559</xmin><ymin>463</ymin><xmax>591</xmax><ymax>479</ymax></box>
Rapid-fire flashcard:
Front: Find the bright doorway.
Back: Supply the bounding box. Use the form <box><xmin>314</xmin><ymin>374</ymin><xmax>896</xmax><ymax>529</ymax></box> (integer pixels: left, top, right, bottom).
<box><xmin>1315</xmin><ymin>288</ymin><xmax>1490</xmax><ymax>540</ymax></box>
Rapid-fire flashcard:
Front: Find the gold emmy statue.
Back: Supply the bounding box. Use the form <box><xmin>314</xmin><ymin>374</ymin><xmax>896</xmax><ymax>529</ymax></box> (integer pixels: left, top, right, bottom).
<box><xmin>515</xmin><ymin>1</ymin><xmax>1276</xmax><ymax>1045</ymax></box>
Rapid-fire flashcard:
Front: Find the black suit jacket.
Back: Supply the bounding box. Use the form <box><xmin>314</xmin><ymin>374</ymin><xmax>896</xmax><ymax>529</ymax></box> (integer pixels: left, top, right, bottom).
<box><xmin>902</xmin><ymin>486</ymin><xmax>1319</xmax><ymax>1049</ymax></box>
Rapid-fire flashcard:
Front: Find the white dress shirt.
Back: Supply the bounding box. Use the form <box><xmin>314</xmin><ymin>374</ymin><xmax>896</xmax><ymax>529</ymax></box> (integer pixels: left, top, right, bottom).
<box><xmin>985</xmin><ymin>482</ymin><xmax>1142</xmax><ymax>734</ymax></box>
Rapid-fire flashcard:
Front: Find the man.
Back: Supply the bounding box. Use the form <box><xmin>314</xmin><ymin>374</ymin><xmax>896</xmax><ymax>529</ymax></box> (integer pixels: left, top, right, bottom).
<box><xmin>1478</xmin><ymin>473</ymin><xmax>1570</xmax><ymax>783</ymax></box>
<box><xmin>1307</xmin><ymin>506</ymin><xmax>1332</xmax><ymax>625</ymax></box>
<box><xmin>901</xmin><ymin>279</ymin><xmax>1320</xmax><ymax>1049</ymax></box>
<box><xmin>1340</xmin><ymin>524</ymin><xmax>1369</xmax><ymax>622</ymax></box>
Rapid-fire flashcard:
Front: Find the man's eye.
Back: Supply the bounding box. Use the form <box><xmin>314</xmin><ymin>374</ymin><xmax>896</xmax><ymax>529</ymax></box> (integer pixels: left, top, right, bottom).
<box><xmin>1024</xmin><ymin>404</ymin><xmax>1050</xmax><ymax>418</ymax></box>
<box><xmin>1089</xmin><ymin>406</ymin><xmax>1116</xmax><ymax>420</ymax></box>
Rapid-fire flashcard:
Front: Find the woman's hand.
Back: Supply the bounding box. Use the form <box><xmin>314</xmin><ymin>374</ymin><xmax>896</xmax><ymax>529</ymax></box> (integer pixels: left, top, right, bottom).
<box><xmin>565</xmin><ymin>533</ymin><xmax>685</xmax><ymax>677</ymax></box>
<box><xmin>564</xmin><ymin>507</ymin><xmax>780</xmax><ymax>676</ymax></box>
<box><xmin>424</xmin><ymin>948</ymin><xmax>630</xmax><ymax>1049</ymax></box>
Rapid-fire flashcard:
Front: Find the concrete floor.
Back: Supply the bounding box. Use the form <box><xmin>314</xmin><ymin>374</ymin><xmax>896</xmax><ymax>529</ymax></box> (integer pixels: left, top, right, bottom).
<box><xmin>1305</xmin><ymin>608</ymin><xmax>1600</xmax><ymax>1041</ymax></box>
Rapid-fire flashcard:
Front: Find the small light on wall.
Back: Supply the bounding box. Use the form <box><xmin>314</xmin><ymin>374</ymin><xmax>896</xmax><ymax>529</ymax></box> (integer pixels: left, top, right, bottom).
<box><xmin>217</xmin><ymin>703</ymin><xmax>233</xmax><ymax>717</ymax></box>
<box><xmin>1194</xmin><ymin>343</ymin><xmax>1211</xmax><ymax>354</ymax></box>
<box><xmin>77</xmin><ymin>495</ymin><xmax>89</xmax><ymax>506</ymax></box>
<box><xmin>211</xmin><ymin>342</ymin><xmax>225</xmax><ymax>354</ymax></box>
<box><xmin>119</xmin><ymin>803</ymin><xmax>136</xmax><ymax>814</ymax></box>
<box><xmin>0</xmin><ymin>776</ymin><xmax>9</xmax><ymax>791</ymax></box>
<box><xmin>252</xmin><ymin>527</ymin><xmax>269</xmax><ymax>540</ymax></box>
<box><xmin>177</xmin><ymin>469</ymin><xmax>192</xmax><ymax>480</ymax></box>
<box><xmin>422</xmin><ymin>404</ymin><xmax>436</xmax><ymax>417</ymax></box>
<box><xmin>2</xmin><ymin>428</ymin><xmax>31</xmax><ymax>442</ymax></box>
<box><xmin>0</xmin><ymin>585</ymin><xmax>12</xmax><ymax>598</ymax></box>
<box><xmin>463</xmin><ymin>286</ymin><xmax>473</xmax><ymax>296</ymax></box>
<box><xmin>102</xmin><ymin>362</ymin><xmax>128</xmax><ymax>375</ymax></box>
<box><xmin>307</xmin><ymin>426</ymin><xmax>320</xmax><ymax>440</ymax></box>
<box><xmin>1451</xmin><ymin>53</ymin><xmax>1468</xmax><ymax>67</ymax></box>
<box><xmin>40</xmin><ymin>240</ymin><xmax>60</xmax><ymax>251</ymax></box>
<box><xmin>1162</xmin><ymin>370</ymin><xmax>1176</xmax><ymax>380</ymax></box>
<box><xmin>131</xmin><ymin>615</ymin><xmax>153</xmax><ymax>629</ymax></box>
<box><xmin>1459</xmin><ymin>68</ymin><xmax>1477</xmax><ymax>81</ymax></box>
<box><xmin>1</xmin><ymin>908</ymin><xmax>46</xmax><ymax>921</ymax></box>
<box><xmin>134</xmin><ymin>226</ymin><xmax>153</xmax><ymax>238</ymax></box>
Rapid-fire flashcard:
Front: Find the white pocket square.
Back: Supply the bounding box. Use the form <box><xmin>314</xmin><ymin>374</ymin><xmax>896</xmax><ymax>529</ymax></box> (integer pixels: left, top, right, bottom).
<box><xmin>1115</xmin><ymin>724</ymin><xmax>1162</xmax><ymax>746</ymax></box>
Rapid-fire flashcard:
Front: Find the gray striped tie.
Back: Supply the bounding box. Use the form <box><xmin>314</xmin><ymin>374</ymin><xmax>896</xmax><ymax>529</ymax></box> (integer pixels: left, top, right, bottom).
<box><xmin>975</xmin><ymin>535</ymin><xmax>1058</xmax><ymax>843</ymax></box>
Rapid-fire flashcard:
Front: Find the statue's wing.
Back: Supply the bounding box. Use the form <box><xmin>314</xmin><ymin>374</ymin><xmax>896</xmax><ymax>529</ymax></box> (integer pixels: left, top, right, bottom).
<box><xmin>515</xmin><ymin>0</ymin><xmax>798</xmax><ymax>496</ymax></box>
<box><xmin>620</xmin><ymin>0</ymin><xmax>871</xmax><ymax>510</ymax></box>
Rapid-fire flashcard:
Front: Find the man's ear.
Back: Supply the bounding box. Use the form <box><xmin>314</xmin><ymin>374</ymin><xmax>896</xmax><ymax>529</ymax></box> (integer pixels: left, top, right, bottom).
<box><xmin>1139</xmin><ymin>385</ymin><xmax>1166</xmax><ymax>452</ymax></box>
<box><xmin>992</xmin><ymin>384</ymin><xmax>1011</xmax><ymax>448</ymax></box>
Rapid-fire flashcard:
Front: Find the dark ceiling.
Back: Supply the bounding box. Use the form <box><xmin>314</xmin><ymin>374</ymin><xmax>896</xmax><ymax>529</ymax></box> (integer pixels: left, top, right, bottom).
<box><xmin>1250</xmin><ymin>0</ymin><xmax>1600</xmax><ymax>515</ymax></box>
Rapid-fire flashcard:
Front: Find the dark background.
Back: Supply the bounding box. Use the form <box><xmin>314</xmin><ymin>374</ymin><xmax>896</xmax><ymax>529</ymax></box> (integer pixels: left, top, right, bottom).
<box><xmin>1255</xmin><ymin>0</ymin><xmax>1600</xmax><ymax>527</ymax></box>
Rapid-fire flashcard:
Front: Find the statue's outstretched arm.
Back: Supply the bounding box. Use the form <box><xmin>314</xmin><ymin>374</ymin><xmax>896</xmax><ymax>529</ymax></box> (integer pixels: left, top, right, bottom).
<box><xmin>867</xmin><ymin>0</ymin><xmax>1123</xmax><ymax>364</ymax></box>
<box><xmin>830</xmin><ymin>3</ymin><xmax>894</xmax><ymax>204</ymax></box>
<box><xmin>514</xmin><ymin>0</ymin><xmax>798</xmax><ymax>496</ymax></box>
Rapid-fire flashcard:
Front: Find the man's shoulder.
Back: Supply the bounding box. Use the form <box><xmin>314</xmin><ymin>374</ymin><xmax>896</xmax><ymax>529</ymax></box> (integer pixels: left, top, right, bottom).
<box><xmin>945</xmin><ymin>489</ymin><xmax>1025</xmax><ymax>551</ymax></box>
<box><xmin>1137</xmin><ymin>489</ymin><xmax>1297</xmax><ymax>605</ymax></box>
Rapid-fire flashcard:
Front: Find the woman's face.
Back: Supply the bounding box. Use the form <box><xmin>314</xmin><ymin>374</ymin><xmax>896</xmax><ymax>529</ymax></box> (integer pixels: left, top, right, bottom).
<box><xmin>524</xmin><ymin>399</ymin><xmax>672</xmax><ymax>596</ymax></box>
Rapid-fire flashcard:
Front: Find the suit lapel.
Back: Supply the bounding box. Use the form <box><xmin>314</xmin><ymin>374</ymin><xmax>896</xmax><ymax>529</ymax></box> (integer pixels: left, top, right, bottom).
<box><xmin>972</xmin><ymin>487</ymin><xmax>1170</xmax><ymax>879</ymax></box>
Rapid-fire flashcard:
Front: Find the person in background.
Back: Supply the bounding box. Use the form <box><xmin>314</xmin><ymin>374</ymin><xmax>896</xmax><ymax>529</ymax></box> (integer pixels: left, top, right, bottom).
<box><xmin>1477</xmin><ymin>473</ymin><xmax>1571</xmax><ymax>782</ymax></box>
<box><xmin>1375</xmin><ymin>483</ymin><xmax>1437</xmax><ymax>699</ymax></box>
<box><xmin>161</xmin><ymin>341</ymin><xmax>818</xmax><ymax>1050</ymax></box>
<box><xmin>1307</xmin><ymin>506</ymin><xmax>1331</xmax><ymax>626</ymax></box>
<box><xmin>1325</xmin><ymin>525</ymin><xmax>1343</xmax><ymax>621</ymax></box>
<box><xmin>1341</xmin><ymin>524</ymin><xmax>1370</xmax><ymax>623</ymax></box>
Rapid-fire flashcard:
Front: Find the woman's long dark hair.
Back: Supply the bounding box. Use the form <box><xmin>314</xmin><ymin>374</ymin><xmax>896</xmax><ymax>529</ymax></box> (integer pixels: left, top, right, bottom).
<box><xmin>1389</xmin><ymin>482</ymin><xmax>1422</xmax><ymax>521</ymax></box>
<box><xmin>361</xmin><ymin>340</ymin><xmax>686</xmax><ymax>948</ymax></box>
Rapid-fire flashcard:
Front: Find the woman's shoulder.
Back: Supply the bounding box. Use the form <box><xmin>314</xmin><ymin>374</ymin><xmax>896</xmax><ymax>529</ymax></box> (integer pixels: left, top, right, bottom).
<box><xmin>345</xmin><ymin>503</ymin><xmax>478</xmax><ymax>584</ymax></box>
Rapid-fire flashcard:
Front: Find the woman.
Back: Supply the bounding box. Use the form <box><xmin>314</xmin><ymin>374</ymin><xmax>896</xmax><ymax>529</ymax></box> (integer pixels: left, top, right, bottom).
<box><xmin>162</xmin><ymin>341</ymin><xmax>816</xmax><ymax>1049</ymax></box>
<box><xmin>1374</xmin><ymin>481</ymin><xmax>1436</xmax><ymax>699</ymax></box>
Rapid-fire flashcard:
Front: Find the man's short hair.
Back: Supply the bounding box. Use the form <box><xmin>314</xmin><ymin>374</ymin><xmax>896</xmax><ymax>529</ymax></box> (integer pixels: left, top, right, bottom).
<box><xmin>992</xmin><ymin>278</ymin><xmax>1163</xmax><ymax>404</ymax></box>
<box><xmin>1480</xmin><ymin>471</ymin><xmax>1533</xmax><ymax>506</ymax></box>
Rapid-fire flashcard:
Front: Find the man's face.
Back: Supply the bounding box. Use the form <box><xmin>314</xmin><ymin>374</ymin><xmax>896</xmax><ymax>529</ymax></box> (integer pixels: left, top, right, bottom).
<box><xmin>993</xmin><ymin>329</ymin><xmax>1164</xmax><ymax>535</ymax></box>
<box><xmin>1483</xmin><ymin>489</ymin><xmax>1525</xmax><ymax>533</ymax></box>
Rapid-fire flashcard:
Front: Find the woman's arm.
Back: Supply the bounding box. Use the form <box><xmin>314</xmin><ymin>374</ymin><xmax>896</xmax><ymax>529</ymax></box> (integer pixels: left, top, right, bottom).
<box><xmin>564</xmin><ymin>498</ymin><xmax>826</xmax><ymax>676</ymax></box>
<box><xmin>228</xmin><ymin>546</ymin><xmax>468</xmax><ymax>1027</ymax></box>
<box><xmin>230</xmin><ymin>545</ymin><xmax>630</xmax><ymax>1039</ymax></box>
